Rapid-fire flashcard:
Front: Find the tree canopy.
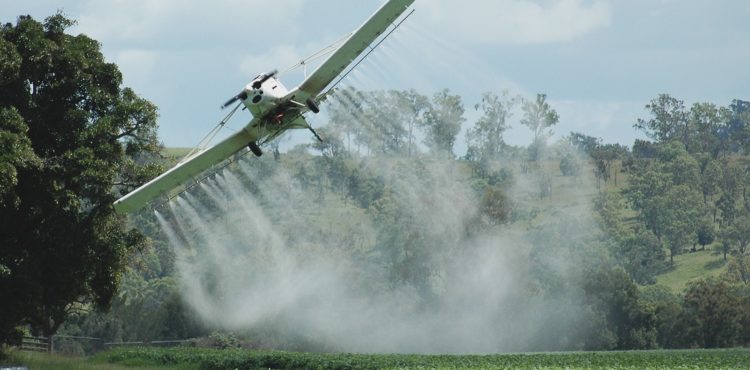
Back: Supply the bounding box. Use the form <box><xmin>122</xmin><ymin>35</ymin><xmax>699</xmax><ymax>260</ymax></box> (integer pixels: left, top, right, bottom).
<box><xmin>0</xmin><ymin>14</ymin><xmax>161</xmax><ymax>344</ymax></box>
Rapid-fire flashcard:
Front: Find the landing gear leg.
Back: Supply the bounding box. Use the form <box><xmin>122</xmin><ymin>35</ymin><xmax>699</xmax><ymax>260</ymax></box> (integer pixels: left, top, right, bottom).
<box><xmin>248</xmin><ymin>142</ymin><xmax>263</xmax><ymax>157</ymax></box>
<box><xmin>308</xmin><ymin>126</ymin><xmax>323</xmax><ymax>142</ymax></box>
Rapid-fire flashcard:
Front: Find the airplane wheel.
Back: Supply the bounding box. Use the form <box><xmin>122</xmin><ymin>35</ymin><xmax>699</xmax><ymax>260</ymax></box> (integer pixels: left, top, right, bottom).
<box><xmin>306</xmin><ymin>97</ymin><xmax>320</xmax><ymax>114</ymax></box>
<box><xmin>248</xmin><ymin>142</ymin><xmax>263</xmax><ymax>157</ymax></box>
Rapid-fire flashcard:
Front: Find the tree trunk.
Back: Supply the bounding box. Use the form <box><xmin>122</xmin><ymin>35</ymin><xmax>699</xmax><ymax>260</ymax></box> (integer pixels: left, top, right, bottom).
<box><xmin>614</xmin><ymin>165</ymin><xmax>618</xmax><ymax>186</ymax></box>
<box><xmin>407</xmin><ymin>121</ymin><xmax>413</xmax><ymax>157</ymax></box>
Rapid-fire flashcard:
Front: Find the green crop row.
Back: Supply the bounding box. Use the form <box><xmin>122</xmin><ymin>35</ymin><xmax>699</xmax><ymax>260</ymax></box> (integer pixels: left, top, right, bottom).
<box><xmin>98</xmin><ymin>347</ymin><xmax>750</xmax><ymax>370</ymax></box>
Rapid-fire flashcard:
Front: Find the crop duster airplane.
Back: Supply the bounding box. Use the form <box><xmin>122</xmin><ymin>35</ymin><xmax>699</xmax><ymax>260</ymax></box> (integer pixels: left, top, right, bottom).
<box><xmin>113</xmin><ymin>0</ymin><xmax>415</xmax><ymax>214</ymax></box>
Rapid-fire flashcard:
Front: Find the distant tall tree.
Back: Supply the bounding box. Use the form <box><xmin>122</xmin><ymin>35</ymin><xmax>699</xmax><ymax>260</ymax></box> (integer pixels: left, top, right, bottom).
<box><xmin>658</xmin><ymin>185</ymin><xmax>704</xmax><ymax>263</ymax></box>
<box><xmin>700</xmin><ymin>159</ymin><xmax>722</xmax><ymax>205</ymax></box>
<box><xmin>688</xmin><ymin>102</ymin><xmax>725</xmax><ymax>158</ymax></box>
<box><xmin>421</xmin><ymin>89</ymin><xmax>464</xmax><ymax>157</ymax></box>
<box><xmin>465</xmin><ymin>90</ymin><xmax>519</xmax><ymax>163</ymax></box>
<box><xmin>631</xmin><ymin>139</ymin><xmax>659</xmax><ymax>159</ymax></box>
<box><xmin>0</xmin><ymin>14</ymin><xmax>161</xmax><ymax>344</ymax></box>
<box><xmin>634</xmin><ymin>94</ymin><xmax>688</xmax><ymax>145</ymax></box>
<box><xmin>626</xmin><ymin>165</ymin><xmax>672</xmax><ymax>239</ymax></box>
<box><xmin>310</xmin><ymin>124</ymin><xmax>346</xmax><ymax>158</ymax></box>
<box><xmin>395</xmin><ymin>89</ymin><xmax>429</xmax><ymax>157</ymax></box>
<box><xmin>592</xmin><ymin>157</ymin><xmax>609</xmax><ymax>191</ymax></box>
<box><xmin>695</xmin><ymin>217</ymin><xmax>716</xmax><ymax>251</ymax></box>
<box><xmin>717</xmin><ymin>161</ymin><xmax>743</xmax><ymax>224</ymax></box>
<box><xmin>722</xmin><ymin>213</ymin><xmax>750</xmax><ymax>257</ymax></box>
<box><xmin>591</xmin><ymin>143</ymin><xmax>630</xmax><ymax>187</ymax></box>
<box><xmin>327</xmin><ymin>86</ymin><xmax>364</xmax><ymax>153</ymax></box>
<box><xmin>724</xmin><ymin>99</ymin><xmax>750</xmax><ymax>154</ymax></box>
<box><xmin>658</xmin><ymin>142</ymin><xmax>700</xmax><ymax>188</ymax></box>
<box><xmin>567</xmin><ymin>132</ymin><xmax>601</xmax><ymax>155</ymax></box>
<box><xmin>521</xmin><ymin>93</ymin><xmax>559</xmax><ymax>161</ymax></box>
<box><xmin>364</xmin><ymin>90</ymin><xmax>409</xmax><ymax>155</ymax></box>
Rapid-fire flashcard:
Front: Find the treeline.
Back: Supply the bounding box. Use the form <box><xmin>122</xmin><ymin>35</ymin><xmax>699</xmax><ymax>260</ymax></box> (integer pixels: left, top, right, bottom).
<box><xmin>588</xmin><ymin>95</ymin><xmax>750</xmax><ymax>349</ymax></box>
<box><xmin>58</xmin><ymin>87</ymin><xmax>750</xmax><ymax>352</ymax></box>
<box><xmin>586</xmin><ymin>96</ymin><xmax>750</xmax><ymax>284</ymax></box>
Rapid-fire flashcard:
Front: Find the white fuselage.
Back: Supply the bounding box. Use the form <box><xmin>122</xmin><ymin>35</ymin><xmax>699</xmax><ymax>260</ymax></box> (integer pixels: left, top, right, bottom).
<box><xmin>242</xmin><ymin>76</ymin><xmax>290</xmax><ymax>118</ymax></box>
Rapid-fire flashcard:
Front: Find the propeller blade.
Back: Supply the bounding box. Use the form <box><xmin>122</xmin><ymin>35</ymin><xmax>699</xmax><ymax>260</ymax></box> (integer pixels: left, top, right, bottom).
<box><xmin>221</xmin><ymin>96</ymin><xmax>238</xmax><ymax>109</ymax></box>
<box><xmin>221</xmin><ymin>91</ymin><xmax>248</xmax><ymax>109</ymax></box>
<box><xmin>222</xmin><ymin>68</ymin><xmax>276</xmax><ymax>109</ymax></box>
<box><xmin>251</xmin><ymin>69</ymin><xmax>278</xmax><ymax>89</ymax></box>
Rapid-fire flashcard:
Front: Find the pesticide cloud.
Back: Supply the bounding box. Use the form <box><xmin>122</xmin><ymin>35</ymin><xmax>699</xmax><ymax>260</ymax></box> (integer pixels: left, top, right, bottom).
<box><xmin>154</xmin><ymin>149</ymin><xmax>602</xmax><ymax>353</ymax></box>
<box><xmin>152</xmin><ymin>14</ymin><xmax>605</xmax><ymax>353</ymax></box>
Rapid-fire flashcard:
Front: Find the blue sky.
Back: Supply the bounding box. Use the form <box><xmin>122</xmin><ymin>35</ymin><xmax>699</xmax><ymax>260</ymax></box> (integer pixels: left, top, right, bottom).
<box><xmin>3</xmin><ymin>1</ymin><xmax>750</xmax><ymax>153</ymax></box>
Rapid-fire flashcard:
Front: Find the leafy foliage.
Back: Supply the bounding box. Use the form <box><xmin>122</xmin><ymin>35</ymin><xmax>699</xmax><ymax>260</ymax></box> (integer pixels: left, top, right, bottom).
<box><xmin>0</xmin><ymin>14</ymin><xmax>161</xmax><ymax>344</ymax></box>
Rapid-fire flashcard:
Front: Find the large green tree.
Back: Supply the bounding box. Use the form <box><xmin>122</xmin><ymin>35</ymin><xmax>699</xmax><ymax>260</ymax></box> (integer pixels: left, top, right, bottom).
<box><xmin>0</xmin><ymin>14</ymin><xmax>161</xmax><ymax>344</ymax></box>
<box><xmin>658</xmin><ymin>185</ymin><xmax>704</xmax><ymax>264</ymax></box>
<box><xmin>634</xmin><ymin>94</ymin><xmax>688</xmax><ymax>145</ymax></box>
<box><xmin>722</xmin><ymin>213</ymin><xmax>750</xmax><ymax>257</ymax></box>
<box><xmin>682</xmin><ymin>280</ymin><xmax>744</xmax><ymax>348</ymax></box>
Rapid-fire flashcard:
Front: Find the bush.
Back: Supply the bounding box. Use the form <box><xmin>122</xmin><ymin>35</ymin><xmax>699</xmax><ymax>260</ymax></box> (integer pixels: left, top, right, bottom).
<box><xmin>208</xmin><ymin>331</ymin><xmax>241</xmax><ymax>350</ymax></box>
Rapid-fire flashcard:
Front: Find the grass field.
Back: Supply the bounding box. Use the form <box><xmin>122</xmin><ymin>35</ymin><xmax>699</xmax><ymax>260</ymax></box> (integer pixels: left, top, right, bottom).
<box><xmin>4</xmin><ymin>347</ymin><xmax>750</xmax><ymax>370</ymax></box>
<box><xmin>656</xmin><ymin>249</ymin><xmax>728</xmax><ymax>291</ymax></box>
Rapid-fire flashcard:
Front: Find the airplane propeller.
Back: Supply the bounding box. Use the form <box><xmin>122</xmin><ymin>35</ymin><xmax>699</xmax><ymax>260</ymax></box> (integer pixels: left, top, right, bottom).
<box><xmin>221</xmin><ymin>91</ymin><xmax>248</xmax><ymax>109</ymax></box>
<box><xmin>221</xmin><ymin>70</ymin><xmax>278</xmax><ymax>109</ymax></box>
<box><xmin>251</xmin><ymin>69</ymin><xmax>278</xmax><ymax>89</ymax></box>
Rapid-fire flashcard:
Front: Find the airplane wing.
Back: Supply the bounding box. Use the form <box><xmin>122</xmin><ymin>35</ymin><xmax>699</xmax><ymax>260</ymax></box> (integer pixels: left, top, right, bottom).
<box><xmin>293</xmin><ymin>0</ymin><xmax>414</xmax><ymax>101</ymax></box>
<box><xmin>113</xmin><ymin>119</ymin><xmax>259</xmax><ymax>214</ymax></box>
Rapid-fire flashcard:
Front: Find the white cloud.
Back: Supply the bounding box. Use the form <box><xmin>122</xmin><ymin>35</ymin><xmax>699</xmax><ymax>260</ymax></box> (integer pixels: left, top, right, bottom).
<box><xmin>72</xmin><ymin>0</ymin><xmax>305</xmax><ymax>49</ymax></box>
<box><xmin>548</xmin><ymin>99</ymin><xmax>645</xmax><ymax>144</ymax></box>
<box><xmin>239</xmin><ymin>45</ymin><xmax>306</xmax><ymax>79</ymax></box>
<box><xmin>114</xmin><ymin>49</ymin><xmax>158</xmax><ymax>77</ymax></box>
<box><xmin>110</xmin><ymin>49</ymin><xmax>164</xmax><ymax>97</ymax></box>
<box><xmin>418</xmin><ymin>0</ymin><xmax>612</xmax><ymax>45</ymax></box>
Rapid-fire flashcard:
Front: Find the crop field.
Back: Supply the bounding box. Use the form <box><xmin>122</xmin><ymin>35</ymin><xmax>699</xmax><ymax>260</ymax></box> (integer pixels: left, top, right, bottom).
<box><xmin>6</xmin><ymin>347</ymin><xmax>749</xmax><ymax>370</ymax></box>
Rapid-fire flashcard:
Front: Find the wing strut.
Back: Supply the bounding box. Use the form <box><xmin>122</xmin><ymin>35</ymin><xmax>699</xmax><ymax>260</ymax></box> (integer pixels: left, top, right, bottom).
<box><xmin>181</xmin><ymin>101</ymin><xmax>243</xmax><ymax>164</ymax></box>
<box><xmin>280</xmin><ymin>33</ymin><xmax>352</xmax><ymax>77</ymax></box>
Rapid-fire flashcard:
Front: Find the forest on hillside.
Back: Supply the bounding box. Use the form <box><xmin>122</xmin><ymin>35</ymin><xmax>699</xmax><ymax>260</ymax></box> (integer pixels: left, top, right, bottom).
<box><xmin>2</xmin><ymin>14</ymin><xmax>750</xmax><ymax>355</ymax></box>
<box><xmin>59</xmin><ymin>89</ymin><xmax>750</xmax><ymax>353</ymax></box>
